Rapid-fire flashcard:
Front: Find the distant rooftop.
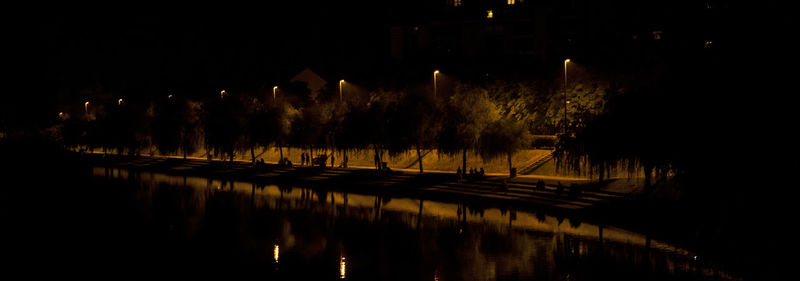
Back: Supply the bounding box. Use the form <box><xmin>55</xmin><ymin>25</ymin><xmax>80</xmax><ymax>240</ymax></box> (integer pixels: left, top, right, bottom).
<box><xmin>290</xmin><ymin>68</ymin><xmax>328</xmax><ymax>92</ymax></box>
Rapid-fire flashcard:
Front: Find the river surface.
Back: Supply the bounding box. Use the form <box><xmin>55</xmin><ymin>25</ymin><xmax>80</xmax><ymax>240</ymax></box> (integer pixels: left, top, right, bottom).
<box><xmin>90</xmin><ymin>167</ymin><xmax>737</xmax><ymax>280</ymax></box>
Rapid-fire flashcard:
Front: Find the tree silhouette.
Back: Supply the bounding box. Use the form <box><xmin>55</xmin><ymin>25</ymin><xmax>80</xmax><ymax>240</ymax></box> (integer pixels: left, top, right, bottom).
<box><xmin>438</xmin><ymin>83</ymin><xmax>499</xmax><ymax>171</ymax></box>
<box><xmin>203</xmin><ymin>93</ymin><xmax>247</xmax><ymax>162</ymax></box>
<box><xmin>479</xmin><ymin>117</ymin><xmax>532</xmax><ymax>177</ymax></box>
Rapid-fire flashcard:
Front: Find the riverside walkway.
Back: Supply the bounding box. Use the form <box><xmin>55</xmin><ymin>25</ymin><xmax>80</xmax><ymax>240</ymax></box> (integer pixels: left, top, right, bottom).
<box><xmin>88</xmin><ymin>153</ymin><xmax>642</xmax><ymax>213</ymax></box>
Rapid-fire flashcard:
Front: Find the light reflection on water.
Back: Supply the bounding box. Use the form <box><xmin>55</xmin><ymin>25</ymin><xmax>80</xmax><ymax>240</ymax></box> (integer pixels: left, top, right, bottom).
<box><xmin>93</xmin><ymin>167</ymin><xmax>738</xmax><ymax>281</ymax></box>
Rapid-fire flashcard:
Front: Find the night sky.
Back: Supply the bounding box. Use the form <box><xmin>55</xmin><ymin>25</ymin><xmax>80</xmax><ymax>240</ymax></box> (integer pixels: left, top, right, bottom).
<box><xmin>6</xmin><ymin>3</ymin><xmax>401</xmax><ymax>129</ymax></box>
<box><xmin>3</xmin><ymin>1</ymin><xmax>795</xmax><ymax>133</ymax></box>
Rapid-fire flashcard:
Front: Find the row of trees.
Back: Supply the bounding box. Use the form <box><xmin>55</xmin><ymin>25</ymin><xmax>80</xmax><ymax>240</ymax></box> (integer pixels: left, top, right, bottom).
<box><xmin>58</xmin><ymin>80</ymin><xmax>599</xmax><ymax>175</ymax></box>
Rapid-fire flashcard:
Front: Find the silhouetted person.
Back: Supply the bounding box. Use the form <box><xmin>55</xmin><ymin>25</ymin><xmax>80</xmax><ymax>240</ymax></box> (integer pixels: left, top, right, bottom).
<box><xmin>301</xmin><ymin>153</ymin><xmax>305</xmax><ymax>166</ymax></box>
<box><xmin>480</xmin><ymin>168</ymin><xmax>485</xmax><ymax>178</ymax></box>
<box><xmin>331</xmin><ymin>153</ymin><xmax>335</xmax><ymax>169</ymax></box>
<box><xmin>457</xmin><ymin>167</ymin><xmax>462</xmax><ymax>179</ymax></box>
<box><xmin>556</xmin><ymin>182</ymin><xmax>564</xmax><ymax>195</ymax></box>
<box><xmin>536</xmin><ymin>179</ymin><xmax>545</xmax><ymax>191</ymax></box>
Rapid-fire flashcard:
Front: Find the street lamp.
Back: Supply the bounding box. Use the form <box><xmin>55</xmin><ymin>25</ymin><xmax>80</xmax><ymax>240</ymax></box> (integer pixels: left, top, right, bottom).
<box><xmin>118</xmin><ymin>98</ymin><xmax>123</xmax><ymax>105</ymax></box>
<box><xmin>220</xmin><ymin>90</ymin><xmax>226</xmax><ymax>99</ymax></box>
<box><xmin>339</xmin><ymin>80</ymin><xmax>345</xmax><ymax>103</ymax></box>
<box><xmin>563</xmin><ymin>59</ymin><xmax>570</xmax><ymax>134</ymax></box>
<box><xmin>273</xmin><ymin>86</ymin><xmax>278</xmax><ymax>101</ymax></box>
<box><xmin>84</xmin><ymin>101</ymin><xmax>89</xmax><ymax>114</ymax></box>
<box><xmin>433</xmin><ymin>70</ymin><xmax>440</xmax><ymax>97</ymax></box>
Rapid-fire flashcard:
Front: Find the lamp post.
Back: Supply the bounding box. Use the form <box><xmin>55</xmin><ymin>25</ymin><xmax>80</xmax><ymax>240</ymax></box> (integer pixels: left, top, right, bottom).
<box><xmin>118</xmin><ymin>98</ymin><xmax>123</xmax><ymax>105</ymax></box>
<box><xmin>84</xmin><ymin>101</ymin><xmax>89</xmax><ymax>114</ymax></box>
<box><xmin>563</xmin><ymin>59</ymin><xmax>570</xmax><ymax>134</ymax></box>
<box><xmin>273</xmin><ymin>86</ymin><xmax>278</xmax><ymax>101</ymax></box>
<box><xmin>220</xmin><ymin>90</ymin><xmax>226</xmax><ymax>99</ymax></box>
<box><xmin>433</xmin><ymin>70</ymin><xmax>440</xmax><ymax>97</ymax></box>
<box><xmin>339</xmin><ymin>80</ymin><xmax>345</xmax><ymax>103</ymax></box>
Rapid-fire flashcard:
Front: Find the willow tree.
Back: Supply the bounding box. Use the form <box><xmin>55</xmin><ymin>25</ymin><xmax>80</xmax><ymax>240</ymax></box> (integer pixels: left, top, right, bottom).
<box><xmin>386</xmin><ymin>88</ymin><xmax>441</xmax><ymax>173</ymax></box>
<box><xmin>479</xmin><ymin>117</ymin><xmax>532</xmax><ymax>177</ymax></box>
<box><xmin>203</xmin><ymin>93</ymin><xmax>247</xmax><ymax>162</ymax></box>
<box><xmin>438</xmin><ymin>83</ymin><xmax>498</xmax><ymax>171</ymax></box>
<box><xmin>152</xmin><ymin>97</ymin><xmax>182</xmax><ymax>156</ymax></box>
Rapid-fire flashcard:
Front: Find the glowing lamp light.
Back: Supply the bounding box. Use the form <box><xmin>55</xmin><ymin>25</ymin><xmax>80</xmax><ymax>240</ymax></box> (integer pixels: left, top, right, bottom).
<box><xmin>339</xmin><ymin>256</ymin><xmax>346</xmax><ymax>279</ymax></box>
<box><xmin>118</xmin><ymin>98</ymin><xmax>123</xmax><ymax>105</ymax></box>
<box><xmin>273</xmin><ymin>244</ymin><xmax>279</xmax><ymax>262</ymax></box>
<box><xmin>338</xmin><ymin>80</ymin><xmax>345</xmax><ymax>103</ymax></box>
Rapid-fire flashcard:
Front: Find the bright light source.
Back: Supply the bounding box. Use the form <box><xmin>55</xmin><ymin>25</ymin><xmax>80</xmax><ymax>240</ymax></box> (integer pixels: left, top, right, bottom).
<box><xmin>486</xmin><ymin>10</ymin><xmax>493</xmax><ymax>19</ymax></box>
<box><xmin>118</xmin><ymin>98</ymin><xmax>123</xmax><ymax>105</ymax></box>
<box><xmin>340</xmin><ymin>256</ymin><xmax>346</xmax><ymax>279</ymax></box>
<box><xmin>273</xmin><ymin>86</ymin><xmax>278</xmax><ymax>90</ymax></box>
<box><xmin>434</xmin><ymin>70</ymin><xmax>440</xmax><ymax>75</ymax></box>
<box><xmin>273</xmin><ymin>245</ymin><xmax>279</xmax><ymax>262</ymax></box>
<box><xmin>565</xmin><ymin>59</ymin><xmax>571</xmax><ymax>63</ymax></box>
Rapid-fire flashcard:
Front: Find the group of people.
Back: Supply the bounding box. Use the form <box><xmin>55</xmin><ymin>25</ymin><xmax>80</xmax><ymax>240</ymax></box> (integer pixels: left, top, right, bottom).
<box><xmin>299</xmin><ymin>153</ymin><xmax>313</xmax><ymax>166</ymax></box>
<box><xmin>457</xmin><ymin>166</ymin><xmax>485</xmax><ymax>181</ymax></box>
<box><xmin>278</xmin><ymin>157</ymin><xmax>292</xmax><ymax>167</ymax></box>
<box><xmin>300</xmin><ymin>152</ymin><xmax>345</xmax><ymax>169</ymax></box>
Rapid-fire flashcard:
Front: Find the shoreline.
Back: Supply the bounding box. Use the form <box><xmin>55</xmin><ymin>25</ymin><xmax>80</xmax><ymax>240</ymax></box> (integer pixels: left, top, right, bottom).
<box><xmin>85</xmin><ymin>153</ymin><xmax>640</xmax><ymax>218</ymax></box>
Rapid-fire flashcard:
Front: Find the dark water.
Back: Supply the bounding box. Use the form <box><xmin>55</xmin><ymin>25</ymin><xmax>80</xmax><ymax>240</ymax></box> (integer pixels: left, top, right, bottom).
<box><xmin>84</xmin><ymin>167</ymin><xmax>736</xmax><ymax>281</ymax></box>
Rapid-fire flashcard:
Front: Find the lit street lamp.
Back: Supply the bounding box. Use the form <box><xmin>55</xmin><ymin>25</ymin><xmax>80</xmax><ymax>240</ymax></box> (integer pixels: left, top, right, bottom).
<box><xmin>563</xmin><ymin>59</ymin><xmax>570</xmax><ymax>134</ymax></box>
<box><xmin>339</xmin><ymin>80</ymin><xmax>345</xmax><ymax>103</ymax></box>
<box><xmin>433</xmin><ymin>70</ymin><xmax>440</xmax><ymax>97</ymax></box>
<box><xmin>220</xmin><ymin>90</ymin><xmax>226</xmax><ymax>99</ymax></box>
<box><xmin>84</xmin><ymin>101</ymin><xmax>89</xmax><ymax>114</ymax></box>
<box><xmin>118</xmin><ymin>98</ymin><xmax>123</xmax><ymax>105</ymax></box>
<box><xmin>273</xmin><ymin>86</ymin><xmax>278</xmax><ymax>101</ymax></box>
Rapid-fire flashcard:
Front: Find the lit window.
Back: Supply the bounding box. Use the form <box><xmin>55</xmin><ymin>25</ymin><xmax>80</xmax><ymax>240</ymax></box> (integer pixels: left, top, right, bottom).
<box><xmin>454</xmin><ymin>0</ymin><xmax>462</xmax><ymax>7</ymax></box>
<box><xmin>704</xmin><ymin>40</ymin><xmax>713</xmax><ymax>48</ymax></box>
<box><xmin>486</xmin><ymin>10</ymin><xmax>493</xmax><ymax>19</ymax></box>
<box><xmin>508</xmin><ymin>0</ymin><xmax>515</xmax><ymax>5</ymax></box>
<box><xmin>652</xmin><ymin>30</ymin><xmax>663</xmax><ymax>40</ymax></box>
